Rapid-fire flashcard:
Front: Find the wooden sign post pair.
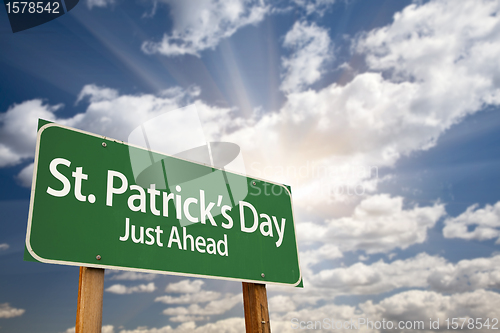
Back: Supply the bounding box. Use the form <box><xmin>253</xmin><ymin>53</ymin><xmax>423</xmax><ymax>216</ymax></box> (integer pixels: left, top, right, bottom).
<box><xmin>75</xmin><ymin>267</ymin><xmax>271</xmax><ymax>333</ymax></box>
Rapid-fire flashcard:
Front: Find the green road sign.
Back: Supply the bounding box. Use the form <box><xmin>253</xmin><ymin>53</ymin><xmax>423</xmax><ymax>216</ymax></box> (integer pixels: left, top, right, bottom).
<box><xmin>25</xmin><ymin>121</ymin><xmax>302</xmax><ymax>287</ymax></box>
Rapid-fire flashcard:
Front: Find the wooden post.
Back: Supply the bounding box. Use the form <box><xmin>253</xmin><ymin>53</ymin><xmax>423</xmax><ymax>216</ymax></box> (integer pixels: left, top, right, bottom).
<box><xmin>75</xmin><ymin>267</ymin><xmax>105</xmax><ymax>333</ymax></box>
<box><xmin>242</xmin><ymin>282</ymin><xmax>271</xmax><ymax>333</ymax></box>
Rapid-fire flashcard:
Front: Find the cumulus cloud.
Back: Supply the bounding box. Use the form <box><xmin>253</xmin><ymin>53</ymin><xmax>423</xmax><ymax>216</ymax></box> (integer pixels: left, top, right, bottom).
<box><xmin>118</xmin><ymin>318</ymin><xmax>245</xmax><ymax>333</ymax></box>
<box><xmin>279</xmin><ymin>253</ymin><xmax>500</xmax><ymax>304</ymax></box>
<box><xmin>269</xmin><ymin>295</ymin><xmax>296</xmax><ymax>313</ymax></box>
<box><xmin>156</xmin><ymin>280</ymin><xmax>240</xmax><ymax>322</ymax></box>
<box><xmin>105</xmin><ymin>282</ymin><xmax>156</xmax><ymax>294</ymax></box>
<box><xmin>15</xmin><ymin>163</ymin><xmax>34</xmax><ymax>188</ymax></box>
<box><xmin>299</xmin><ymin>243</ymin><xmax>343</xmax><ymax>272</ymax></box>
<box><xmin>361</xmin><ymin>289</ymin><xmax>500</xmax><ymax>332</ymax></box>
<box><xmin>2</xmin><ymin>0</ymin><xmax>499</xmax><ymax>200</ymax></box>
<box><xmin>443</xmin><ymin>201</ymin><xmax>500</xmax><ymax>242</ymax></box>
<box><xmin>63</xmin><ymin>325</ymin><xmax>114</xmax><ymax>333</ymax></box>
<box><xmin>293</xmin><ymin>0</ymin><xmax>336</xmax><ymax>16</ymax></box>
<box><xmin>165</xmin><ymin>279</ymin><xmax>205</xmax><ymax>293</ymax></box>
<box><xmin>162</xmin><ymin>293</ymin><xmax>242</xmax><ymax>322</ymax></box>
<box><xmin>309</xmin><ymin>253</ymin><xmax>445</xmax><ymax>294</ymax></box>
<box><xmin>155</xmin><ymin>291</ymin><xmax>221</xmax><ymax>304</ymax></box>
<box><xmin>107</xmin><ymin>271</ymin><xmax>158</xmax><ymax>281</ymax></box>
<box><xmin>270</xmin><ymin>289</ymin><xmax>500</xmax><ymax>333</ymax></box>
<box><xmin>269</xmin><ymin>302</ymin><xmax>361</xmax><ymax>333</ymax></box>
<box><xmin>141</xmin><ymin>0</ymin><xmax>268</xmax><ymax>57</ymax></box>
<box><xmin>76</xmin><ymin>84</ymin><xmax>119</xmax><ymax>103</ymax></box>
<box><xmin>297</xmin><ymin>194</ymin><xmax>445</xmax><ymax>254</ymax></box>
<box><xmin>0</xmin><ymin>84</ymin><xmax>231</xmax><ymax>187</ymax></box>
<box><xmin>222</xmin><ymin>0</ymin><xmax>500</xmax><ymax>210</ymax></box>
<box><xmin>7</xmin><ymin>0</ymin><xmax>500</xmax><ymax>208</ymax></box>
<box><xmin>280</xmin><ymin>21</ymin><xmax>332</xmax><ymax>93</ymax></box>
<box><xmin>104</xmin><ymin>326</ymin><xmax>116</xmax><ymax>333</ymax></box>
<box><xmin>0</xmin><ymin>243</ymin><xmax>9</xmax><ymax>250</ymax></box>
<box><xmin>85</xmin><ymin>0</ymin><xmax>114</xmax><ymax>10</ymax></box>
<box><xmin>354</xmin><ymin>0</ymin><xmax>500</xmax><ymax>136</ymax></box>
<box><xmin>0</xmin><ymin>100</ymin><xmax>61</xmax><ymax>167</ymax></box>
<box><xmin>357</xmin><ymin>0</ymin><xmax>500</xmax><ymax>99</ymax></box>
<box><xmin>65</xmin><ymin>84</ymin><xmax>211</xmax><ymax>142</ymax></box>
<box><xmin>427</xmin><ymin>255</ymin><xmax>500</xmax><ymax>293</ymax></box>
<box><xmin>0</xmin><ymin>303</ymin><xmax>25</xmax><ymax>318</ymax></box>
<box><xmin>167</xmin><ymin>315</ymin><xmax>209</xmax><ymax>323</ymax></box>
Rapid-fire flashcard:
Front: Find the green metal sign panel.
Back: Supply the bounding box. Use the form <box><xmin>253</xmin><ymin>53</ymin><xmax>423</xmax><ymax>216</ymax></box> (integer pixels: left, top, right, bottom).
<box><xmin>25</xmin><ymin>121</ymin><xmax>302</xmax><ymax>286</ymax></box>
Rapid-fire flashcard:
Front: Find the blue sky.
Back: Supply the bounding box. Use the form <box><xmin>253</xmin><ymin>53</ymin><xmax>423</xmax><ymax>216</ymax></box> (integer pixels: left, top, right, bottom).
<box><xmin>1</xmin><ymin>0</ymin><xmax>500</xmax><ymax>332</ymax></box>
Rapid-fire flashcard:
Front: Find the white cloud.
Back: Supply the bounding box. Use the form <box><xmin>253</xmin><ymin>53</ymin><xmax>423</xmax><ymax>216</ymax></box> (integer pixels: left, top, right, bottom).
<box><xmin>0</xmin><ymin>84</ymin><xmax>230</xmax><ymax>178</ymax></box>
<box><xmin>86</xmin><ymin>0</ymin><xmax>114</xmax><ymax>10</ymax></box>
<box><xmin>16</xmin><ymin>163</ymin><xmax>34</xmax><ymax>188</ymax></box>
<box><xmin>107</xmin><ymin>271</ymin><xmax>158</xmax><ymax>281</ymax></box>
<box><xmin>354</xmin><ymin>0</ymin><xmax>500</xmax><ymax>133</ymax></box>
<box><xmin>165</xmin><ymin>280</ymin><xmax>205</xmax><ymax>294</ymax></box>
<box><xmin>65</xmin><ymin>84</ymin><xmax>205</xmax><ymax>142</ymax></box>
<box><xmin>427</xmin><ymin>255</ymin><xmax>500</xmax><ymax>293</ymax></box>
<box><xmin>168</xmin><ymin>315</ymin><xmax>209</xmax><ymax>323</ymax></box>
<box><xmin>309</xmin><ymin>253</ymin><xmax>445</xmax><ymax>295</ymax></box>
<box><xmin>223</xmin><ymin>0</ymin><xmax>500</xmax><ymax>211</ymax></box>
<box><xmin>360</xmin><ymin>289</ymin><xmax>500</xmax><ymax>332</ymax></box>
<box><xmin>297</xmin><ymin>194</ymin><xmax>445</xmax><ymax>254</ymax></box>
<box><xmin>269</xmin><ymin>302</ymin><xmax>367</xmax><ymax>333</ymax></box>
<box><xmin>2</xmin><ymin>0</ymin><xmax>499</xmax><ymax>200</ymax></box>
<box><xmin>76</xmin><ymin>84</ymin><xmax>119</xmax><ymax>103</ymax></box>
<box><xmin>299</xmin><ymin>243</ymin><xmax>343</xmax><ymax>275</ymax></box>
<box><xmin>162</xmin><ymin>293</ymin><xmax>242</xmax><ymax>322</ymax></box>
<box><xmin>63</xmin><ymin>325</ymin><xmax>114</xmax><ymax>333</ymax></box>
<box><xmin>280</xmin><ymin>21</ymin><xmax>332</xmax><ymax>93</ymax></box>
<box><xmin>156</xmin><ymin>280</ymin><xmax>239</xmax><ymax>322</ymax></box>
<box><xmin>270</xmin><ymin>289</ymin><xmax>500</xmax><ymax>333</ymax></box>
<box><xmin>357</xmin><ymin>0</ymin><xmax>500</xmax><ymax>104</ymax></box>
<box><xmin>155</xmin><ymin>291</ymin><xmax>221</xmax><ymax>304</ymax></box>
<box><xmin>293</xmin><ymin>0</ymin><xmax>336</xmax><ymax>16</ymax></box>
<box><xmin>0</xmin><ymin>303</ymin><xmax>25</xmax><ymax>318</ymax></box>
<box><xmin>285</xmin><ymin>253</ymin><xmax>500</xmax><ymax>302</ymax></box>
<box><xmin>269</xmin><ymin>295</ymin><xmax>296</xmax><ymax>313</ymax></box>
<box><xmin>0</xmin><ymin>243</ymin><xmax>9</xmax><ymax>250</ymax></box>
<box><xmin>141</xmin><ymin>0</ymin><xmax>268</xmax><ymax>57</ymax></box>
<box><xmin>0</xmin><ymin>100</ymin><xmax>61</xmax><ymax>167</ymax></box>
<box><xmin>7</xmin><ymin>0</ymin><xmax>500</xmax><ymax>215</ymax></box>
<box><xmin>105</xmin><ymin>282</ymin><xmax>156</xmax><ymax>294</ymax></box>
<box><xmin>118</xmin><ymin>318</ymin><xmax>245</xmax><ymax>333</ymax></box>
<box><xmin>443</xmin><ymin>201</ymin><xmax>500</xmax><ymax>242</ymax></box>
